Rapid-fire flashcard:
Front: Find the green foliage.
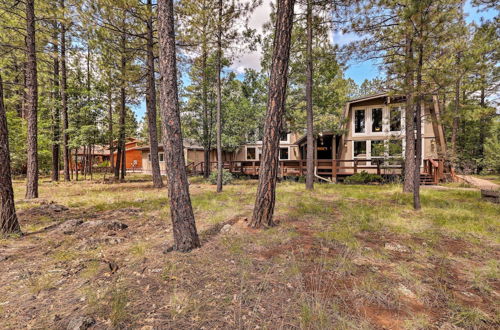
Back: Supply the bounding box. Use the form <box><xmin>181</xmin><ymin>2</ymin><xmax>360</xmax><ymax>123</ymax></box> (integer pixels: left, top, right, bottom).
<box><xmin>483</xmin><ymin>119</ymin><xmax>500</xmax><ymax>173</ymax></box>
<box><xmin>209</xmin><ymin>170</ymin><xmax>233</xmax><ymax>186</ymax></box>
<box><xmin>344</xmin><ymin>171</ymin><xmax>384</xmax><ymax>184</ymax></box>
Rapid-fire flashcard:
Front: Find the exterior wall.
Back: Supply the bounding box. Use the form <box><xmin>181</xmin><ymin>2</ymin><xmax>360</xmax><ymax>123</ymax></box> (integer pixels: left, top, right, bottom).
<box><xmin>114</xmin><ymin>149</ymin><xmax>143</xmax><ymax>169</ymax></box>
<box><xmin>232</xmin><ymin>132</ymin><xmax>301</xmax><ymax>161</ymax></box>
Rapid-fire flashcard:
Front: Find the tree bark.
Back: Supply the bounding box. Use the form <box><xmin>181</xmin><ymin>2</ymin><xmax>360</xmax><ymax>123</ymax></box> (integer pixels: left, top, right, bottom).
<box><xmin>201</xmin><ymin>47</ymin><xmax>210</xmax><ymax>178</ymax></box>
<box><xmin>250</xmin><ymin>0</ymin><xmax>295</xmax><ymax>228</ymax></box>
<box><xmin>413</xmin><ymin>43</ymin><xmax>423</xmax><ymax>210</ymax></box>
<box><xmin>108</xmin><ymin>89</ymin><xmax>114</xmax><ymax>174</ymax></box>
<box><xmin>158</xmin><ymin>0</ymin><xmax>200</xmax><ymax>252</ymax></box>
<box><xmin>115</xmin><ymin>33</ymin><xmax>127</xmax><ymax>181</ymax></box>
<box><xmin>451</xmin><ymin>54</ymin><xmax>461</xmax><ymax>161</ymax></box>
<box><xmin>25</xmin><ymin>0</ymin><xmax>38</xmax><ymax>199</ymax></box>
<box><xmin>146</xmin><ymin>0</ymin><xmax>164</xmax><ymax>188</ymax></box>
<box><xmin>61</xmin><ymin>0</ymin><xmax>70</xmax><ymax>182</ymax></box>
<box><xmin>51</xmin><ymin>27</ymin><xmax>60</xmax><ymax>182</ymax></box>
<box><xmin>215</xmin><ymin>0</ymin><xmax>223</xmax><ymax>193</ymax></box>
<box><xmin>403</xmin><ymin>34</ymin><xmax>415</xmax><ymax>194</ymax></box>
<box><xmin>0</xmin><ymin>74</ymin><xmax>21</xmax><ymax>235</ymax></box>
<box><xmin>305</xmin><ymin>0</ymin><xmax>314</xmax><ymax>191</ymax></box>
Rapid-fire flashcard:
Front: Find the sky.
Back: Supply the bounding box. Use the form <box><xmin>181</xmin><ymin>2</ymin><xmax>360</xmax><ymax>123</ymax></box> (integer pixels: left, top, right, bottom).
<box><xmin>131</xmin><ymin>0</ymin><xmax>497</xmax><ymax>120</ymax></box>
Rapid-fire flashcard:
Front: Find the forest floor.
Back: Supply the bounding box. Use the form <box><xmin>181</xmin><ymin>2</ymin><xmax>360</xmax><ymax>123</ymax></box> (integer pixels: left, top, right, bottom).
<box><xmin>1</xmin><ymin>175</ymin><xmax>499</xmax><ymax>329</ymax></box>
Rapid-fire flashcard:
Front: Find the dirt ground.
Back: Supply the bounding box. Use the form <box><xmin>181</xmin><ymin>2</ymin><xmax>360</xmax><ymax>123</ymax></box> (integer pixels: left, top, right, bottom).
<box><xmin>0</xmin><ymin>176</ymin><xmax>499</xmax><ymax>329</ymax></box>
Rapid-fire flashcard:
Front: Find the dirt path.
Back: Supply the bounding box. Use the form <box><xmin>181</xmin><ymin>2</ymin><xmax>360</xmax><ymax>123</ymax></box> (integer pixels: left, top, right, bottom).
<box><xmin>456</xmin><ymin>175</ymin><xmax>499</xmax><ymax>190</ymax></box>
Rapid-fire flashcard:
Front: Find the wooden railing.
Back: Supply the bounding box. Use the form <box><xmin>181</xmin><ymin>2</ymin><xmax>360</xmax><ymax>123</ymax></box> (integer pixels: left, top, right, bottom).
<box><xmin>423</xmin><ymin>158</ymin><xmax>445</xmax><ymax>184</ymax></box>
<box><xmin>186</xmin><ymin>159</ymin><xmax>408</xmax><ymax>178</ymax></box>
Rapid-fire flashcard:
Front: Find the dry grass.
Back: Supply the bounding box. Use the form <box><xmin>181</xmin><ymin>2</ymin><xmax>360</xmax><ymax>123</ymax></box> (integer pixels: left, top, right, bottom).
<box><xmin>0</xmin><ymin>174</ymin><xmax>499</xmax><ymax>329</ymax></box>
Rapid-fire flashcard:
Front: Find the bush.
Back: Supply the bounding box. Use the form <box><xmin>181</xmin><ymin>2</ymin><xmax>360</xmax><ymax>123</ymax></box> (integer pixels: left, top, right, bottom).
<box><xmin>209</xmin><ymin>170</ymin><xmax>234</xmax><ymax>185</ymax></box>
<box><xmin>344</xmin><ymin>171</ymin><xmax>383</xmax><ymax>184</ymax></box>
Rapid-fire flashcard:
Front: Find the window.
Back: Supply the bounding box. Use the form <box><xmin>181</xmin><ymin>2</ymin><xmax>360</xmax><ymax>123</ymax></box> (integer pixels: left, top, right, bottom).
<box><xmin>372</xmin><ymin>108</ymin><xmax>383</xmax><ymax>132</ymax></box>
<box><xmin>280</xmin><ymin>131</ymin><xmax>288</xmax><ymax>142</ymax></box>
<box><xmin>390</xmin><ymin>107</ymin><xmax>401</xmax><ymax>131</ymax></box>
<box><xmin>148</xmin><ymin>153</ymin><xmax>151</xmax><ymax>161</ymax></box>
<box><xmin>353</xmin><ymin>141</ymin><xmax>367</xmax><ymax>158</ymax></box>
<box><xmin>388</xmin><ymin>140</ymin><xmax>403</xmax><ymax>157</ymax></box>
<box><xmin>371</xmin><ymin>140</ymin><xmax>385</xmax><ymax>157</ymax></box>
<box><xmin>159</xmin><ymin>153</ymin><xmax>164</xmax><ymax>162</ymax></box>
<box><xmin>279</xmin><ymin>147</ymin><xmax>289</xmax><ymax>160</ymax></box>
<box><xmin>354</xmin><ymin>109</ymin><xmax>365</xmax><ymax>133</ymax></box>
<box><xmin>246</xmin><ymin>147</ymin><xmax>256</xmax><ymax>160</ymax></box>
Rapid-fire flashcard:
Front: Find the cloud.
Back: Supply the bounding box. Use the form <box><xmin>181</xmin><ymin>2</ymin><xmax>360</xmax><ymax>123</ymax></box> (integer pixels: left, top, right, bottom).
<box><xmin>230</xmin><ymin>0</ymin><xmax>273</xmax><ymax>73</ymax></box>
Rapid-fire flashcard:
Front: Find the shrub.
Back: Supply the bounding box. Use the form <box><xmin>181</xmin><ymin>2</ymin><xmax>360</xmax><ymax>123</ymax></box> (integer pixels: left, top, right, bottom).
<box><xmin>344</xmin><ymin>171</ymin><xmax>383</xmax><ymax>184</ymax></box>
<box><xmin>209</xmin><ymin>169</ymin><xmax>234</xmax><ymax>185</ymax></box>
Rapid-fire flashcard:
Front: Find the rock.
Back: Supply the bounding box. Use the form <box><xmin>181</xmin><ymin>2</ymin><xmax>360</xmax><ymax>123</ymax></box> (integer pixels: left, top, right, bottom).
<box><xmin>81</xmin><ymin>220</ymin><xmax>128</xmax><ymax>231</ymax></box>
<box><xmin>397</xmin><ymin>284</ymin><xmax>417</xmax><ymax>299</ymax></box>
<box><xmin>0</xmin><ymin>255</ymin><xmax>10</xmax><ymax>262</ymax></box>
<box><xmin>220</xmin><ymin>224</ymin><xmax>232</xmax><ymax>234</ymax></box>
<box><xmin>66</xmin><ymin>316</ymin><xmax>95</xmax><ymax>330</ymax></box>
<box><xmin>59</xmin><ymin>219</ymin><xmax>84</xmax><ymax>234</ymax></box>
<box><xmin>384</xmin><ymin>242</ymin><xmax>410</xmax><ymax>253</ymax></box>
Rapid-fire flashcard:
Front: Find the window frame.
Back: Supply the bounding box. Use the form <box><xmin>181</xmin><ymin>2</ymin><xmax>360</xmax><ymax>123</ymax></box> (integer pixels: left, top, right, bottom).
<box><xmin>279</xmin><ymin>146</ymin><xmax>290</xmax><ymax>160</ymax></box>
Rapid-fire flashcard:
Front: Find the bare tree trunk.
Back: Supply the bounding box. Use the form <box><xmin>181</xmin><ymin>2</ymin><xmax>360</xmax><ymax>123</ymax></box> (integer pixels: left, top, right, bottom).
<box><xmin>158</xmin><ymin>0</ymin><xmax>200</xmax><ymax>252</ymax></box>
<box><xmin>121</xmin><ymin>141</ymin><xmax>126</xmax><ymax>180</ymax></box>
<box><xmin>108</xmin><ymin>89</ymin><xmax>114</xmax><ymax>174</ymax></box>
<box><xmin>61</xmin><ymin>0</ymin><xmax>70</xmax><ymax>182</ymax></box>
<box><xmin>25</xmin><ymin>0</ymin><xmax>38</xmax><ymax>199</ymax></box>
<box><xmin>413</xmin><ymin>43</ymin><xmax>423</xmax><ymax>210</ymax></box>
<box><xmin>146</xmin><ymin>0</ymin><xmax>164</xmax><ymax>188</ymax></box>
<box><xmin>250</xmin><ymin>0</ymin><xmax>295</xmax><ymax>228</ymax></box>
<box><xmin>451</xmin><ymin>54</ymin><xmax>461</xmax><ymax>161</ymax></box>
<box><xmin>75</xmin><ymin>150</ymin><xmax>79</xmax><ymax>181</ymax></box>
<box><xmin>305</xmin><ymin>0</ymin><xmax>314</xmax><ymax>191</ymax></box>
<box><xmin>201</xmin><ymin>47</ymin><xmax>210</xmax><ymax>179</ymax></box>
<box><xmin>51</xmin><ymin>27</ymin><xmax>60</xmax><ymax>182</ymax></box>
<box><xmin>215</xmin><ymin>0</ymin><xmax>223</xmax><ymax>192</ymax></box>
<box><xmin>118</xmin><ymin>33</ymin><xmax>127</xmax><ymax>181</ymax></box>
<box><xmin>0</xmin><ymin>75</ymin><xmax>21</xmax><ymax>234</ymax></box>
<box><xmin>403</xmin><ymin>34</ymin><xmax>415</xmax><ymax>193</ymax></box>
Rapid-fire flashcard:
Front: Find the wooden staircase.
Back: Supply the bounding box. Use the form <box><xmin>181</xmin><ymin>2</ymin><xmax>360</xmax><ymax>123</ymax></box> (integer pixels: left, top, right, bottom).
<box><xmin>420</xmin><ymin>159</ymin><xmax>446</xmax><ymax>185</ymax></box>
<box><xmin>420</xmin><ymin>173</ymin><xmax>436</xmax><ymax>185</ymax></box>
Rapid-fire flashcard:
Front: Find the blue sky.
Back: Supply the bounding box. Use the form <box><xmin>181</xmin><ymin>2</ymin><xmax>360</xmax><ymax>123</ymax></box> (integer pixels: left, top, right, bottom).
<box><xmin>132</xmin><ymin>1</ymin><xmax>497</xmax><ymax>120</ymax></box>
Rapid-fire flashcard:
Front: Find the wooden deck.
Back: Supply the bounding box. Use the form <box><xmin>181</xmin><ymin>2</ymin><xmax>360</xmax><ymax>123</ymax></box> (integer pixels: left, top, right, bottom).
<box><xmin>186</xmin><ymin>159</ymin><xmax>447</xmax><ymax>184</ymax></box>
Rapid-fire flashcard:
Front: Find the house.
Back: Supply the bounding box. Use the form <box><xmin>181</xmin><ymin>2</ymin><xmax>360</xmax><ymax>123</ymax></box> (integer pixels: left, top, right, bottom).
<box><xmin>70</xmin><ymin>145</ymin><xmax>111</xmax><ymax>171</ymax></box>
<box><xmin>138</xmin><ymin>93</ymin><xmax>448</xmax><ymax>183</ymax></box>
<box><xmin>113</xmin><ymin>138</ymin><xmax>144</xmax><ymax>170</ymax></box>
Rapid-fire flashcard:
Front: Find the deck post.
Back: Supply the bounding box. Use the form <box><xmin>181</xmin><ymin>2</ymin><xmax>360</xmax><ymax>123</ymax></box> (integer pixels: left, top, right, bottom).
<box><xmin>280</xmin><ymin>161</ymin><xmax>284</xmax><ymax>178</ymax></box>
<box><xmin>229</xmin><ymin>161</ymin><xmax>233</xmax><ymax>173</ymax></box>
<box><xmin>332</xmin><ymin>159</ymin><xmax>337</xmax><ymax>180</ymax></box>
<box><xmin>376</xmin><ymin>161</ymin><xmax>380</xmax><ymax>175</ymax></box>
<box><xmin>354</xmin><ymin>160</ymin><xmax>358</xmax><ymax>174</ymax></box>
<box><xmin>299</xmin><ymin>160</ymin><xmax>303</xmax><ymax>176</ymax></box>
<box><xmin>252</xmin><ymin>161</ymin><xmax>256</xmax><ymax>175</ymax></box>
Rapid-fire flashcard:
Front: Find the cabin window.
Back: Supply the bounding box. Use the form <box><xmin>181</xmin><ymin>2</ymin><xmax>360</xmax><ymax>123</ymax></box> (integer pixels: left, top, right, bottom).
<box><xmin>280</xmin><ymin>131</ymin><xmax>288</xmax><ymax>142</ymax></box>
<box><xmin>354</xmin><ymin>109</ymin><xmax>365</xmax><ymax>133</ymax></box>
<box><xmin>353</xmin><ymin>141</ymin><xmax>367</xmax><ymax>158</ymax></box>
<box><xmin>371</xmin><ymin>140</ymin><xmax>385</xmax><ymax>157</ymax></box>
<box><xmin>246</xmin><ymin>147</ymin><xmax>256</xmax><ymax>160</ymax></box>
<box><xmin>279</xmin><ymin>147</ymin><xmax>289</xmax><ymax>160</ymax></box>
<box><xmin>388</xmin><ymin>140</ymin><xmax>403</xmax><ymax>157</ymax></box>
<box><xmin>372</xmin><ymin>108</ymin><xmax>383</xmax><ymax>132</ymax></box>
<box><xmin>390</xmin><ymin>107</ymin><xmax>402</xmax><ymax>131</ymax></box>
<box><xmin>159</xmin><ymin>153</ymin><xmax>164</xmax><ymax>162</ymax></box>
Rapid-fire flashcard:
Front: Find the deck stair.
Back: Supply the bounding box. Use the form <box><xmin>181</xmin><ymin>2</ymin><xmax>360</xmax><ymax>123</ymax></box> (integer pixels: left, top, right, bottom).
<box><xmin>419</xmin><ymin>173</ymin><xmax>435</xmax><ymax>185</ymax></box>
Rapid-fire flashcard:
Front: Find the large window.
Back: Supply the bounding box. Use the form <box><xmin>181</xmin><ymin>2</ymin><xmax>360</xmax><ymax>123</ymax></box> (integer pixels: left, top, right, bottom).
<box><xmin>388</xmin><ymin>140</ymin><xmax>403</xmax><ymax>157</ymax></box>
<box><xmin>371</xmin><ymin>140</ymin><xmax>385</xmax><ymax>157</ymax></box>
<box><xmin>159</xmin><ymin>153</ymin><xmax>164</xmax><ymax>162</ymax></box>
<box><xmin>390</xmin><ymin>107</ymin><xmax>402</xmax><ymax>131</ymax></box>
<box><xmin>246</xmin><ymin>147</ymin><xmax>256</xmax><ymax>160</ymax></box>
<box><xmin>372</xmin><ymin>108</ymin><xmax>383</xmax><ymax>132</ymax></box>
<box><xmin>280</xmin><ymin>131</ymin><xmax>289</xmax><ymax>142</ymax></box>
<box><xmin>353</xmin><ymin>141</ymin><xmax>367</xmax><ymax>158</ymax></box>
<box><xmin>279</xmin><ymin>147</ymin><xmax>289</xmax><ymax>160</ymax></box>
<box><xmin>354</xmin><ymin>110</ymin><xmax>365</xmax><ymax>133</ymax></box>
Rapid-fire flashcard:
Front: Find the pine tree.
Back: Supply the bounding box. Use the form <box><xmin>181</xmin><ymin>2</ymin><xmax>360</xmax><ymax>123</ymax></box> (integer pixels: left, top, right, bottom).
<box><xmin>158</xmin><ymin>0</ymin><xmax>200</xmax><ymax>252</ymax></box>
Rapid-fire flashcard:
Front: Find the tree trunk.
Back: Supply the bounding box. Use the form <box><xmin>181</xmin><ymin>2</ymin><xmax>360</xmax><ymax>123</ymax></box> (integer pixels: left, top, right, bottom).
<box><xmin>75</xmin><ymin>150</ymin><xmax>79</xmax><ymax>181</ymax></box>
<box><xmin>146</xmin><ymin>0</ymin><xmax>164</xmax><ymax>188</ymax></box>
<box><xmin>25</xmin><ymin>0</ymin><xmax>39</xmax><ymax>199</ymax></box>
<box><xmin>158</xmin><ymin>0</ymin><xmax>200</xmax><ymax>252</ymax></box>
<box><xmin>61</xmin><ymin>0</ymin><xmax>70</xmax><ymax>182</ymax></box>
<box><xmin>403</xmin><ymin>34</ymin><xmax>415</xmax><ymax>194</ymax></box>
<box><xmin>51</xmin><ymin>27</ymin><xmax>60</xmax><ymax>182</ymax></box>
<box><xmin>201</xmin><ymin>47</ymin><xmax>210</xmax><ymax>179</ymax></box>
<box><xmin>0</xmin><ymin>75</ymin><xmax>21</xmax><ymax>234</ymax></box>
<box><xmin>305</xmin><ymin>0</ymin><xmax>314</xmax><ymax>191</ymax></box>
<box><xmin>215</xmin><ymin>0</ymin><xmax>223</xmax><ymax>193</ymax></box>
<box><xmin>413</xmin><ymin>43</ymin><xmax>423</xmax><ymax>210</ymax></box>
<box><xmin>250</xmin><ymin>0</ymin><xmax>295</xmax><ymax>228</ymax></box>
<box><xmin>108</xmin><ymin>89</ymin><xmax>114</xmax><ymax>174</ymax></box>
<box><xmin>118</xmin><ymin>33</ymin><xmax>127</xmax><ymax>181</ymax></box>
<box><xmin>451</xmin><ymin>54</ymin><xmax>461</xmax><ymax>161</ymax></box>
